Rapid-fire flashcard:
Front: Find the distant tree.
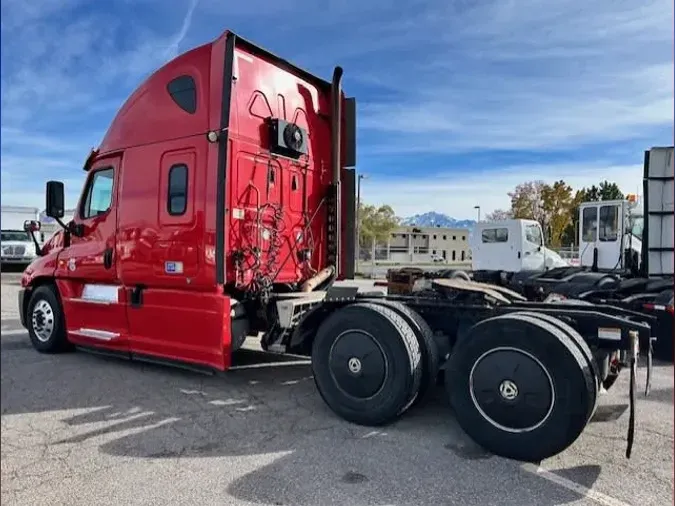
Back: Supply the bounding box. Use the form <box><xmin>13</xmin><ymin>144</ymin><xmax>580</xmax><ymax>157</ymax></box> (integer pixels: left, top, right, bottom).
<box><xmin>598</xmin><ymin>180</ymin><xmax>624</xmax><ymax>201</ymax></box>
<box><xmin>561</xmin><ymin>189</ymin><xmax>588</xmax><ymax>246</ymax></box>
<box><xmin>508</xmin><ymin>181</ymin><xmax>548</xmax><ymax>225</ymax></box>
<box><xmin>577</xmin><ymin>180</ymin><xmax>624</xmax><ymax>203</ymax></box>
<box><xmin>484</xmin><ymin>209</ymin><xmax>513</xmax><ymax>221</ymax></box>
<box><xmin>541</xmin><ymin>180</ymin><xmax>574</xmax><ymax>248</ymax></box>
<box><xmin>505</xmin><ymin>180</ymin><xmax>575</xmax><ymax>246</ymax></box>
<box><xmin>578</xmin><ymin>185</ymin><xmax>600</xmax><ymax>202</ymax></box>
<box><xmin>358</xmin><ymin>203</ymin><xmax>399</xmax><ymax>250</ymax></box>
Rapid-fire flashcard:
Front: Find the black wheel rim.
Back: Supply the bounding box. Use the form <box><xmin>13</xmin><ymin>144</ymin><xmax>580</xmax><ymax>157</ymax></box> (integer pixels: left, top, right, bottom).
<box><xmin>328</xmin><ymin>330</ymin><xmax>388</xmax><ymax>399</ymax></box>
<box><xmin>469</xmin><ymin>347</ymin><xmax>554</xmax><ymax>433</ymax></box>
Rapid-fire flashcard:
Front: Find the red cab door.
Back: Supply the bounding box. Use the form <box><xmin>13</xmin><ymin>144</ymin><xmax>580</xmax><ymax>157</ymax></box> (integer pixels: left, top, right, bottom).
<box><xmin>122</xmin><ymin>148</ymin><xmax>228</xmax><ymax>371</ymax></box>
<box><xmin>56</xmin><ymin>155</ymin><xmax>130</xmax><ymax>353</ymax></box>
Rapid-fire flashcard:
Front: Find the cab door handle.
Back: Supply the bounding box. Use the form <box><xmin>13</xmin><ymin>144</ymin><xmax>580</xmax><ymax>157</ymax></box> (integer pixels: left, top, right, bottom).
<box><xmin>103</xmin><ymin>248</ymin><xmax>113</xmax><ymax>269</ymax></box>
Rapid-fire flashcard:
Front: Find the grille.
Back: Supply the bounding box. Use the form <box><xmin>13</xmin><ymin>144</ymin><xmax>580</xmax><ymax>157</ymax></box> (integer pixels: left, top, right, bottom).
<box><xmin>2</xmin><ymin>245</ymin><xmax>27</xmax><ymax>256</ymax></box>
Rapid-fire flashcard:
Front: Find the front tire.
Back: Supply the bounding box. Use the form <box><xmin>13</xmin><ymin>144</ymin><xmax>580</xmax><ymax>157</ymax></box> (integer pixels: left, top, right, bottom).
<box><xmin>26</xmin><ymin>285</ymin><xmax>70</xmax><ymax>353</ymax></box>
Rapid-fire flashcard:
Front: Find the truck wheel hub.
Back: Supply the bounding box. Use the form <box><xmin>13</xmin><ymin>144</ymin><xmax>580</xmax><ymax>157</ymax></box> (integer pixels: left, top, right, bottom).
<box><xmin>31</xmin><ymin>300</ymin><xmax>54</xmax><ymax>343</ymax></box>
<box><xmin>348</xmin><ymin>357</ymin><xmax>362</xmax><ymax>373</ymax></box>
<box><xmin>328</xmin><ymin>330</ymin><xmax>388</xmax><ymax>400</ymax></box>
<box><xmin>499</xmin><ymin>379</ymin><xmax>518</xmax><ymax>400</ymax></box>
<box><xmin>469</xmin><ymin>347</ymin><xmax>555</xmax><ymax>433</ymax></box>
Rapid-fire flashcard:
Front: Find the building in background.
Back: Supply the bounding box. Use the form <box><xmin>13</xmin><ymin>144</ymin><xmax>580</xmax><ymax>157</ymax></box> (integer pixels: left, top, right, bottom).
<box><xmin>362</xmin><ymin>225</ymin><xmax>472</xmax><ymax>264</ymax></box>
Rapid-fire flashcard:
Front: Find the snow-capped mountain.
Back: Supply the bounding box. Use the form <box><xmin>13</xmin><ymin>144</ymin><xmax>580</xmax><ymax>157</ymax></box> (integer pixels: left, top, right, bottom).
<box><xmin>400</xmin><ymin>212</ymin><xmax>475</xmax><ymax>229</ymax></box>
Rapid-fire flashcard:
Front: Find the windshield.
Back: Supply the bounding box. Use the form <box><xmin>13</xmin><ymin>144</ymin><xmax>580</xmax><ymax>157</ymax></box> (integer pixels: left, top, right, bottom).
<box><xmin>1</xmin><ymin>231</ymin><xmax>30</xmax><ymax>242</ymax></box>
<box><xmin>629</xmin><ymin>215</ymin><xmax>644</xmax><ymax>241</ymax></box>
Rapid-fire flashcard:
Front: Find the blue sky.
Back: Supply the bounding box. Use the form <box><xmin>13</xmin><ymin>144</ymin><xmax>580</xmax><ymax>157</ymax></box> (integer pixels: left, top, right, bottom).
<box><xmin>1</xmin><ymin>0</ymin><xmax>673</xmax><ymax>219</ymax></box>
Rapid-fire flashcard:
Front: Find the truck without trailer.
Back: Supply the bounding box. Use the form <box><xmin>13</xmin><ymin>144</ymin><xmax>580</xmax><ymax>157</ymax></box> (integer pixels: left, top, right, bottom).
<box><xmin>18</xmin><ymin>29</ymin><xmax>655</xmax><ymax>463</ymax></box>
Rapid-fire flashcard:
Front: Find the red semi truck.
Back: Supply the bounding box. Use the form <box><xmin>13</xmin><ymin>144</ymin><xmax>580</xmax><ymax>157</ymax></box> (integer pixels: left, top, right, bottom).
<box><xmin>19</xmin><ymin>29</ymin><xmax>655</xmax><ymax>463</ymax></box>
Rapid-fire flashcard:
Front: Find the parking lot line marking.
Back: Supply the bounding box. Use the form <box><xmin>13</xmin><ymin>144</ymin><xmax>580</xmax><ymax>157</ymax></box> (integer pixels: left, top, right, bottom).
<box><xmin>521</xmin><ymin>463</ymin><xmax>632</xmax><ymax>506</ymax></box>
<box><xmin>1</xmin><ymin>329</ymin><xmax>27</xmax><ymax>337</ymax></box>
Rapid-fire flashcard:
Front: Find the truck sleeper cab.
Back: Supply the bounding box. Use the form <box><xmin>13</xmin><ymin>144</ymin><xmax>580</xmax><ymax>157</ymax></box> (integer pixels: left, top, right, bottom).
<box><xmin>19</xmin><ymin>30</ymin><xmax>357</xmax><ymax>371</ymax></box>
<box><xmin>18</xmin><ymin>29</ymin><xmax>654</xmax><ymax>464</ymax></box>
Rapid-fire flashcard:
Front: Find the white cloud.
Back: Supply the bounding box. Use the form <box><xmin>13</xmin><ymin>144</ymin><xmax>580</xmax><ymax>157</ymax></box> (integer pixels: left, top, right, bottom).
<box><xmin>162</xmin><ymin>0</ymin><xmax>201</xmax><ymax>60</ymax></box>
<box><xmin>1</xmin><ymin>0</ymin><xmax>672</xmax><ymax>219</ymax></box>
<box><xmin>307</xmin><ymin>0</ymin><xmax>674</xmax><ymax>155</ymax></box>
<box><xmin>360</xmin><ymin>161</ymin><xmax>645</xmax><ymax>219</ymax></box>
<box><xmin>0</xmin><ymin>0</ymin><xmax>205</xmax><ymax>209</ymax></box>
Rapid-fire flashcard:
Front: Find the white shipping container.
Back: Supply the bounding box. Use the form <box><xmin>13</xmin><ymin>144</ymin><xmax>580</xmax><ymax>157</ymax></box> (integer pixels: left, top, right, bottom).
<box><xmin>645</xmin><ymin>147</ymin><xmax>674</xmax><ymax>276</ymax></box>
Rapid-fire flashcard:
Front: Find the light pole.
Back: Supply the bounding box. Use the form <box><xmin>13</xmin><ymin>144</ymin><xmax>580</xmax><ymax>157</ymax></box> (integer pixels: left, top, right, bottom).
<box><xmin>356</xmin><ymin>174</ymin><xmax>367</xmax><ymax>265</ymax></box>
<box><xmin>474</xmin><ymin>205</ymin><xmax>481</xmax><ymax>222</ymax></box>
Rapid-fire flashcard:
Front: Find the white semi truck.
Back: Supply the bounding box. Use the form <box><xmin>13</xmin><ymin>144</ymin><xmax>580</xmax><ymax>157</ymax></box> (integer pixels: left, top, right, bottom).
<box><xmin>469</xmin><ymin>219</ymin><xmax>569</xmax><ymax>273</ymax></box>
<box><xmin>1</xmin><ymin>206</ymin><xmax>41</xmax><ymax>267</ymax></box>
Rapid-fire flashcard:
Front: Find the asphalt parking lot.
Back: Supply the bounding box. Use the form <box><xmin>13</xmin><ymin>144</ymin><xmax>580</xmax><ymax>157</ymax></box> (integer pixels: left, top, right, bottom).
<box><xmin>1</xmin><ymin>272</ymin><xmax>673</xmax><ymax>505</ymax></box>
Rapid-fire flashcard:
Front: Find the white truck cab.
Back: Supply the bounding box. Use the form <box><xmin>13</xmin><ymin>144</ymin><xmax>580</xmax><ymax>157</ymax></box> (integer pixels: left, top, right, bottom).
<box><xmin>1</xmin><ymin>206</ymin><xmax>41</xmax><ymax>266</ymax></box>
<box><xmin>469</xmin><ymin>219</ymin><xmax>568</xmax><ymax>273</ymax></box>
<box><xmin>578</xmin><ymin>147</ymin><xmax>674</xmax><ymax>275</ymax></box>
<box><xmin>0</xmin><ymin>230</ymin><xmax>39</xmax><ymax>265</ymax></box>
<box><xmin>578</xmin><ymin>198</ymin><xmax>643</xmax><ymax>272</ymax></box>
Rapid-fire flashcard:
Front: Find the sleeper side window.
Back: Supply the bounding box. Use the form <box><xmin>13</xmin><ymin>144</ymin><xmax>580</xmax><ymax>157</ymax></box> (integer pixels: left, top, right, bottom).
<box><xmin>81</xmin><ymin>167</ymin><xmax>114</xmax><ymax>219</ymax></box>
<box><xmin>167</xmin><ymin>75</ymin><xmax>197</xmax><ymax>114</ymax></box>
<box><xmin>168</xmin><ymin>164</ymin><xmax>188</xmax><ymax>216</ymax></box>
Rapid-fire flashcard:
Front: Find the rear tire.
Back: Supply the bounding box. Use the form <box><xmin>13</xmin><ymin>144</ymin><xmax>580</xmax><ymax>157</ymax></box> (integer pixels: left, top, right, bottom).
<box><xmin>26</xmin><ymin>285</ymin><xmax>70</xmax><ymax>354</ymax></box>
<box><xmin>438</xmin><ymin>269</ymin><xmax>471</xmax><ymax>281</ymax></box>
<box><xmin>512</xmin><ymin>312</ymin><xmax>599</xmax><ymax>421</ymax></box>
<box><xmin>450</xmin><ymin>270</ymin><xmax>471</xmax><ymax>281</ymax></box>
<box><xmin>367</xmin><ymin>300</ymin><xmax>441</xmax><ymax>407</ymax></box>
<box><xmin>446</xmin><ymin>313</ymin><xmax>595</xmax><ymax>462</ymax></box>
<box><xmin>311</xmin><ymin>303</ymin><xmax>422</xmax><ymax>426</ymax></box>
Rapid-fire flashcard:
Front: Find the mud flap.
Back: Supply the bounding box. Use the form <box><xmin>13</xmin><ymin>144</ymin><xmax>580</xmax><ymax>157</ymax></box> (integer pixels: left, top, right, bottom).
<box><xmin>625</xmin><ymin>330</ymin><xmax>641</xmax><ymax>459</ymax></box>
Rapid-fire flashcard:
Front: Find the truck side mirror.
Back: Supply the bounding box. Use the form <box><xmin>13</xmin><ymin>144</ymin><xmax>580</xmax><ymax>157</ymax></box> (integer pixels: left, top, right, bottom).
<box><xmin>23</xmin><ymin>220</ymin><xmax>43</xmax><ymax>257</ymax></box>
<box><xmin>23</xmin><ymin>220</ymin><xmax>41</xmax><ymax>233</ymax></box>
<box><xmin>46</xmin><ymin>181</ymin><xmax>65</xmax><ymax>219</ymax></box>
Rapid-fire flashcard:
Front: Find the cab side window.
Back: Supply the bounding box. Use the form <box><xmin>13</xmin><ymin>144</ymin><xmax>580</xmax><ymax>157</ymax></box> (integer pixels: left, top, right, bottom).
<box><xmin>167</xmin><ymin>164</ymin><xmax>188</xmax><ymax>216</ymax></box>
<box><xmin>82</xmin><ymin>168</ymin><xmax>114</xmax><ymax>219</ymax></box>
<box><xmin>481</xmin><ymin>228</ymin><xmax>509</xmax><ymax>243</ymax></box>
<box><xmin>582</xmin><ymin>207</ymin><xmax>597</xmax><ymax>242</ymax></box>
<box><xmin>599</xmin><ymin>205</ymin><xmax>619</xmax><ymax>242</ymax></box>
<box><xmin>525</xmin><ymin>224</ymin><xmax>543</xmax><ymax>246</ymax></box>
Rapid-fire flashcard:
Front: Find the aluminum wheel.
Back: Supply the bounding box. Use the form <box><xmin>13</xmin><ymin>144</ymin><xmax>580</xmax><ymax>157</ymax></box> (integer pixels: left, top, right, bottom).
<box><xmin>31</xmin><ymin>299</ymin><xmax>55</xmax><ymax>343</ymax></box>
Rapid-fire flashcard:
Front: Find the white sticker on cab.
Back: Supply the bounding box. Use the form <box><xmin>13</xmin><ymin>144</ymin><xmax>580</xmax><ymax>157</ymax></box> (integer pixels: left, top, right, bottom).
<box><xmin>165</xmin><ymin>261</ymin><xmax>184</xmax><ymax>274</ymax></box>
